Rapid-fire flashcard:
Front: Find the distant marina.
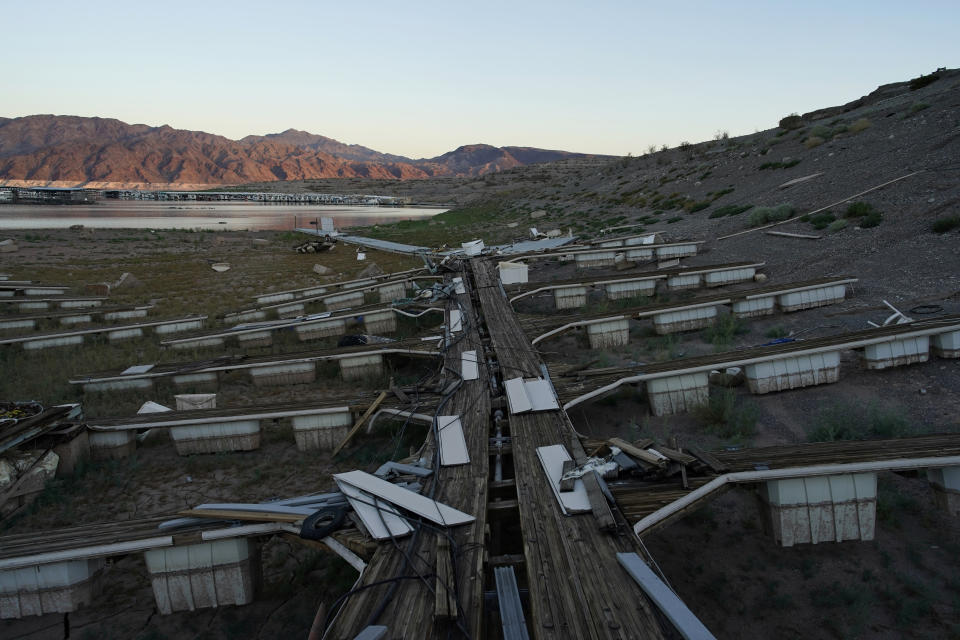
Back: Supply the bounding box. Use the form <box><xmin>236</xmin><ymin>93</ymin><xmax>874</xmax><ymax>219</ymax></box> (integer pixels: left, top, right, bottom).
<box><xmin>0</xmin><ymin>200</ymin><xmax>443</xmax><ymax>231</ymax></box>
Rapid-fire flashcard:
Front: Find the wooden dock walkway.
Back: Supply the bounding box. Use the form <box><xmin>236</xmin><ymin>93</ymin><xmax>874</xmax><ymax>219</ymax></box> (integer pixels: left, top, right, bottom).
<box><xmin>326</xmin><ymin>263</ymin><xmax>492</xmax><ymax>638</ymax></box>
<box><xmin>472</xmin><ymin>258</ymin><xmax>666</xmax><ymax>640</ymax></box>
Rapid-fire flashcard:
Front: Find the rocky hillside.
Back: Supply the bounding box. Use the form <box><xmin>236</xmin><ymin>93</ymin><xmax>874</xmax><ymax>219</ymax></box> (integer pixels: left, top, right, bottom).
<box><xmin>0</xmin><ymin>116</ymin><xmax>604</xmax><ymax>187</ymax></box>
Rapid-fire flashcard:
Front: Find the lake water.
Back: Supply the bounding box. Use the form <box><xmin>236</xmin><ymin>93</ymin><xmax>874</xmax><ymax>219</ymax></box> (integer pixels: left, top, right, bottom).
<box><xmin>0</xmin><ymin>201</ymin><xmax>443</xmax><ymax>230</ymax></box>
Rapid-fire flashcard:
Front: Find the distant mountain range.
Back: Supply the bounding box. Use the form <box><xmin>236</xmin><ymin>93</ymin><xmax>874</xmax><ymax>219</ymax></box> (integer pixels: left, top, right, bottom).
<box><xmin>0</xmin><ymin>115</ymin><xmax>607</xmax><ymax>187</ymax></box>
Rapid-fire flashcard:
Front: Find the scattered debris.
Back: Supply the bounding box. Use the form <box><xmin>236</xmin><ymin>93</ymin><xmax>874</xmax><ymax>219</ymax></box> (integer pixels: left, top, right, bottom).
<box><xmin>312</xmin><ymin>263</ymin><xmax>334</xmax><ymax>276</ymax></box>
<box><xmin>0</xmin><ymin>239</ymin><xmax>18</xmax><ymax>253</ymax></box>
<box><xmin>211</xmin><ymin>263</ymin><xmax>230</xmax><ymax>273</ymax></box>
<box><xmin>765</xmin><ymin>231</ymin><xmax>822</xmax><ymax>240</ymax></box>
<box><xmin>357</xmin><ymin>262</ymin><xmax>384</xmax><ymax>278</ymax></box>
<box><xmin>113</xmin><ymin>272</ymin><xmax>143</xmax><ymax>289</ymax></box>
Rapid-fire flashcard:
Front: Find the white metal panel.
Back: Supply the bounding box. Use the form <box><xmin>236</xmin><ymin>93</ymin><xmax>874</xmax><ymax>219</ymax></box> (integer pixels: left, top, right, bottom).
<box><xmin>536</xmin><ymin>444</ymin><xmax>591</xmax><ymax>515</ymax></box>
<box><xmin>452</xmin><ymin>277</ymin><xmax>468</xmax><ymax>294</ymax></box>
<box><xmin>449</xmin><ymin>309</ymin><xmax>463</xmax><ymax>333</ymax></box>
<box><xmin>334</xmin><ymin>470</ymin><xmax>475</xmax><ymax>526</ymax></box>
<box><xmin>330</xmin><ymin>481</ymin><xmax>413</xmax><ymax>540</ymax></box>
<box><xmin>524</xmin><ymin>379</ymin><xmax>559</xmax><ymax>411</ymax></box>
<box><xmin>504</xmin><ymin>378</ymin><xmax>533</xmax><ymax>414</ymax></box>
<box><xmin>437</xmin><ymin>415</ymin><xmax>470</xmax><ymax>466</ymax></box>
<box><xmin>461</xmin><ymin>350</ymin><xmax>479</xmax><ymax>381</ymax></box>
<box><xmin>617</xmin><ymin>553</ymin><xmax>717</xmax><ymax>640</ymax></box>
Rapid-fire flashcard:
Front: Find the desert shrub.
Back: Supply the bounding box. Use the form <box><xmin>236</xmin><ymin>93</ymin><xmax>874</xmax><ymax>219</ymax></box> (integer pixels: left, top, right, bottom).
<box><xmin>779</xmin><ymin>114</ymin><xmax>803</xmax><ymax>130</ymax></box>
<box><xmin>686</xmin><ymin>201</ymin><xmax>710</xmax><ymax>213</ymax></box>
<box><xmin>827</xmin><ymin>219</ymin><xmax>848</xmax><ymax>232</ymax></box>
<box><xmin>758</xmin><ymin>159</ymin><xmax>801</xmax><ymax>170</ymax></box>
<box><xmin>931</xmin><ymin>215</ymin><xmax>960</xmax><ymax>233</ymax></box>
<box><xmin>807</xmin><ymin>403</ymin><xmax>916</xmax><ymax>442</ymax></box>
<box><xmin>910</xmin><ymin>102</ymin><xmax>930</xmax><ymax>114</ymax></box>
<box><xmin>709</xmin><ymin>204</ymin><xmax>752</xmax><ymax>218</ymax></box>
<box><xmin>703</xmin><ymin>313</ymin><xmax>748</xmax><ymax>349</ymax></box>
<box><xmin>844</xmin><ymin>201</ymin><xmax>876</xmax><ymax>218</ymax></box>
<box><xmin>859</xmin><ymin>211</ymin><xmax>883</xmax><ymax>228</ymax></box>
<box><xmin>748</xmin><ymin>204</ymin><xmax>794</xmax><ymax>227</ymax></box>
<box><xmin>804</xmin><ymin>136</ymin><xmax>825</xmax><ymax>149</ymax></box>
<box><xmin>807</xmin><ymin>212</ymin><xmax>836</xmax><ymax>229</ymax></box>
<box><xmin>909</xmin><ymin>70</ymin><xmax>941</xmax><ymax>91</ymax></box>
<box><xmin>693</xmin><ymin>389</ymin><xmax>758</xmax><ymax>440</ymax></box>
<box><xmin>809</xmin><ymin>125</ymin><xmax>833</xmax><ymax>138</ymax></box>
<box><xmin>849</xmin><ymin>118</ymin><xmax>872</xmax><ymax>133</ymax></box>
<box><xmin>666</xmin><ymin>216</ymin><xmax>683</xmax><ymax>224</ymax></box>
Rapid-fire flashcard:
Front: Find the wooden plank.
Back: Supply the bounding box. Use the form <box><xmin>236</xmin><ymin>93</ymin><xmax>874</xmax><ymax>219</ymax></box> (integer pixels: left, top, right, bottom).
<box><xmin>332</xmin><ymin>391</ymin><xmax>388</xmax><ymax>456</ymax></box>
<box><xmin>686</xmin><ymin>445</ymin><xmax>730</xmax><ymax>473</ymax></box>
<box><xmin>608</xmin><ymin>437</ymin><xmax>667</xmax><ymax>467</ymax></box>
<box><xmin>582</xmin><ymin>471</ymin><xmax>616</xmax><ymax>531</ymax></box>
<box><xmin>435</xmin><ymin>537</ymin><xmax>457</xmax><ymax>620</ymax></box>
<box><xmin>558</xmin><ymin>460</ymin><xmax>577</xmax><ymax>492</ymax></box>
<box><xmin>178</xmin><ymin>508</ymin><xmax>305</xmax><ymax>523</ymax></box>
<box><xmin>653</xmin><ymin>446</ymin><xmax>696</xmax><ymax>465</ymax></box>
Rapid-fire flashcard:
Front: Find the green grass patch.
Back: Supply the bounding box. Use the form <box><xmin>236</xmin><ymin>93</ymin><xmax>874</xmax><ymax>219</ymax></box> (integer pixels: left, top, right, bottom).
<box><xmin>692</xmin><ymin>389</ymin><xmax>758</xmax><ymax>441</ymax></box>
<box><xmin>807</xmin><ymin>403</ymin><xmax>919</xmax><ymax>442</ymax></box>
<box><xmin>748</xmin><ymin>204</ymin><xmax>794</xmax><ymax>227</ymax></box>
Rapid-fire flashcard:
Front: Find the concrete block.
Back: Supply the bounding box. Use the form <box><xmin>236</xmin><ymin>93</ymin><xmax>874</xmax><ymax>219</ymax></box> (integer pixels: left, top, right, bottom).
<box><xmin>575</xmin><ymin>251</ymin><xmax>617</xmax><ymax>268</ymax></box>
<box><xmin>169</xmin><ymin>420</ymin><xmax>261</xmax><ymax>455</ymax></box>
<box><xmin>666</xmin><ymin>274</ymin><xmax>701</xmax><ymax>291</ymax></box>
<box><xmin>107</xmin><ymin>327</ymin><xmax>144</xmax><ymax>342</ymax></box>
<box><xmin>624</xmin><ymin>247</ymin><xmax>654</xmax><ymax>262</ymax></box>
<box><xmin>88</xmin><ymin>430</ymin><xmax>136</xmax><ymax>461</ymax></box>
<box><xmin>926</xmin><ymin>467</ymin><xmax>960</xmax><ymax>516</ymax></box>
<box><xmin>170</xmin><ymin>337</ymin><xmax>225</xmax><ymax>351</ymax></box>
<box><xmin>553</xmin><ymin>286</ymin><xmax>587</xmax><ymax>310</ymax></box>
<box><xmin>655</xmin><ymin>244</ymin><xmax>698</xmax><ymax>259</ymax></box>
<box><xmin>144</xmin><ymin>539</ymin><xmax>258</xmax><ymax>614</ymax></box>
<box><xmin>363</xmin><ymin>310</ymin><xmax>396</xmax><ymax>335</ymax></box>
<box><xmin>24</xmin><ymin>335</ymin><xmax>84</xmax><ymax>350</ymax></box>
<box><xmin>154</xmin><ymin>319</ymin><xmax>205</xmax><ymax>335</ymax></box>
<box><xmin>174</xmin><ymin>394</ymin><xmax>217</xmax><ymax>411</ymax></box>
<box><xmin>257</xmin><ymin>292</ymin><xmax>295</xmax><ymax>304</ymax></box>
<box><xmin>778</xmin><ymin>284</ymin><xmax>847</xmax><ymax>312</ymax></box>
<box><xmin>646</xmin><ymin>373</ymin><xmax>709</xmax><ymax>416</ymax></box>
<box><xmin>745</xmin><ymin>352</ymin><xmax>840</xmax><ymax>394</ymax></box>
<box><xmin>0</xmin><ymin>559</ymin><xmax>104</xmax><ymax>619</ymax></box>
<box><xmin>295</xmin><ymin>319</ymin><xmax>346</xmax><ymax>341</ymax></box>
<box><xmin>292</xmin><ymin>410</ymin><xmax>353</xmax><ymax>451</ymax></box>
<box><xmin>172</xmin><ymin>372</ymin><xmax>219</xmax><ymax>390</ymax></box>
<box><xmin>586</xmin><ymin>319</ymin><xmax>630</xmax><ymax>349</ymax></box>
<box><xmin>762</xmin><ymin>473</ymin><xmax>877</xmax><ymax>546</ymax></box>
<box><xmin>377</xmin><ymin>282</ymin><xmax>406</xmax><ymax>303</ymax></box>
<box><xmin>85</xmin><ymin>378</ymin><xmax>154</xmax><ymax>393</ymax></box>
<box><xmin>275</xmin><ymin>302</ymin><xmax>305</xmax><ymax>318</ymax></box>
<box><xmin>932</xmin><ymin>330</ymin><xmax>960</xmax><ymax>359</ymax></box>
<box><xmin>236</xmin><ymin>331</ymin><xmax>273</xmax><ymax>348</ymax></box>
<box><xmin>605</xmin><ymin>280</ymin><xmax>657</xmax><ymax>300</ymax></box>
<box><xmin>325</xmin><ymin>291</ymin><xmax>364</xmax><ymax>311</ymax></box>
<box><xmin>862</xmin><ymin>336</ymin><xmax>929</xmax><ymax>370</ymax></box>
<box><xmin>704</xmin><ymin>266</ymin><xmax>756</xmax><ymax>287</ymax></box>
<box><xmin>250</xmin><ymin>362</ymin><xmax>316</xmax><ymax>386</ymax></box>
<box><xmin>339</xmin><ymin>354</ymin><xmax>383</xmax><ymax>381</ymax></box>
<box><xmin>653</xmin><ymin>306</ymin><xmax>718</xmax><ymax>334</ymax></box>
<box><xmin>731</xmin><ymin>296</ymin><xmax>776</xmax><ymax>318</ymax></box>
<box><xmin>103</xmin><ymin>309</ymin><xmax>148</xmax><ymax>321</ymax></box>
<box><xmin>60</xmin><ymin>315</ymin><xmax>92</xmax><ymax>326</ymax></box>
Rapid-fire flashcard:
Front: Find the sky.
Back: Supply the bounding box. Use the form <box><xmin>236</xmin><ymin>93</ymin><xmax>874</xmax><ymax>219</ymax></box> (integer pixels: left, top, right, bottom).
<box><xmin>3</xmin><ymin>0</ymin><xmax>957</xmax><ymax>158</ymax></box>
